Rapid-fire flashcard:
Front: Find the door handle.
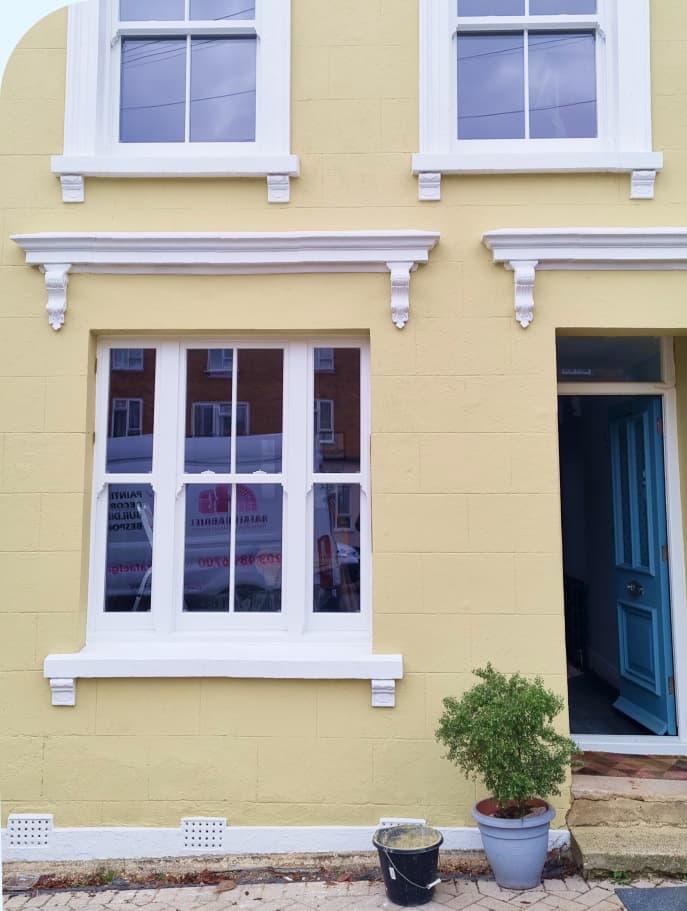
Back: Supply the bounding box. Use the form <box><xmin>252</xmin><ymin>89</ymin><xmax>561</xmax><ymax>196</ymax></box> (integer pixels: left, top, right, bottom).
<box><xmin>625</xmin><ymin>580</ymin><xmax>644</xmax><ymax>598</ymax></box>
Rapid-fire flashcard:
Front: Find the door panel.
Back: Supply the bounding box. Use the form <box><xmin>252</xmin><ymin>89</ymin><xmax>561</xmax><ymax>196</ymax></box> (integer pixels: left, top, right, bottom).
<box><xmin>609</xmin><ymin>397</ymin><xmax>676</xmax><ymax>735</ymax></box>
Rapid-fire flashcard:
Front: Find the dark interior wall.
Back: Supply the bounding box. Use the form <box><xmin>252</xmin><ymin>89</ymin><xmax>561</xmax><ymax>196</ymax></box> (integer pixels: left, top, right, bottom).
<box><xmin>559</xmin><ymin>396</ymin><xmax>622</xmax><ymax>687</ymax></box>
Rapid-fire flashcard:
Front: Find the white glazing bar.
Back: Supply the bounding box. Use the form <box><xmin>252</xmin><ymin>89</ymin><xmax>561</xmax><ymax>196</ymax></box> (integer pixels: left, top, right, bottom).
<box><xmin>152</xmin><ymin>343</ymin><xmax>181</xmax><ymax>635</ymax></box>
<box><xmin>284</xmin><ymin>343</ymin><xmax>309</xmax><ymax>637</ymax></box>
<box><xmin>185</xmin><ymin>35</ymin><xmax>191</xmax><ymax>143</ymax></box>
<box><xmin>228</xmin><ymin>347</ymin><xmax>239</xmax><ymax>613</ymax></box>
<box><xmin>524</xmin><ymin>29</ymin><xmax>530</xmax><ymax>139</ymax></box>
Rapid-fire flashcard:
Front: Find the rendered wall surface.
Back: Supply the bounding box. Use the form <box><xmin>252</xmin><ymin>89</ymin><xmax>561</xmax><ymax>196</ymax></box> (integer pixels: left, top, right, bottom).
<box><xmin>1</xmin><ymin>0</ymin><xmax>687</xmax><ymax>834</ymax></box>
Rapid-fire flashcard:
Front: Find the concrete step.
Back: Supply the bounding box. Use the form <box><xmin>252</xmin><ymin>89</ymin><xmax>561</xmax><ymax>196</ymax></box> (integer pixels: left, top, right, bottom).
<box><xmin>570</xmin><ymin>825</ymin><xmax>687</xmax><ymax>876</ymax></box>
<box><xmin>569</xmin><ymin>775</ymin><xmax>687</xmax><ymax>876</ymax></box>
<box><xmin>569</xmin><ymin>775</ymin><xmax>687</xmax><ymax>828</ymax></box>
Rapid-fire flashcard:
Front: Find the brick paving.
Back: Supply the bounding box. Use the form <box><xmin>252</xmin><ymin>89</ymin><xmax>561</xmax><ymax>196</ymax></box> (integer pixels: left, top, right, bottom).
<box><xmin>4</xmin><ymin>877</ymin><xmax>686</xmax><ymax>911</ymax></box>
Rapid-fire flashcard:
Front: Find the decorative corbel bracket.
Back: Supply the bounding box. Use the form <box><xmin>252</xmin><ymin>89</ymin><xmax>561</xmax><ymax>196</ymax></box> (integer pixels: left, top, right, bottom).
<box><xmin>50</xmin><ymin>677</ymin><xmax>76</xmax><ymax>706</ymax></box>
<box><xmin>631</xmin><ymin>170</ymin><xmax>657</xmax><ymax>200</ymax></box>
<box><xmin>267</xmin><ymin>175</ymin><xmax>290</xmax><ymax>204</ymax></box>
<box><xmin>507</xmin><ymin>260</ymin><xmax>538</xmax><ymax>328</ymax></box>
<box><xmin>371</xmin><ymin>679</ymin><xmax>396</xmax><ymax>707</ymax></box>
<box><xmin>41</xmin><ymin>264</ymin><xmax>72</xmax><ymax>331</ymax></box>
<box><xmin>387</xmin><ymin>261</ymin><xmax>416</xmax><ymax>329</ymax></box>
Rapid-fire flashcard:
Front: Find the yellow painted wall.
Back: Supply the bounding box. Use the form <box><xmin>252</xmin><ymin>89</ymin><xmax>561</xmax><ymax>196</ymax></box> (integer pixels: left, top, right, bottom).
<box><xmin>1</xmin><ymin>0</ymin><xmax>687</xmax><ymax>833</ymax></box>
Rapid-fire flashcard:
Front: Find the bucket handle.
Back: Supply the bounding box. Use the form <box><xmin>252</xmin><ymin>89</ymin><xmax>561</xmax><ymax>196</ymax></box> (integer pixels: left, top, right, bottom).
<box><xmin>381</xmin><ymin>846</ymin><xmax>441</xmax><ymax>892</ymax></box>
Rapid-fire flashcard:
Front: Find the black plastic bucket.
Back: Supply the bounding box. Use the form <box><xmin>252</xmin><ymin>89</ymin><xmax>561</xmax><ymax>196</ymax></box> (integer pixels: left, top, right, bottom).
<box><xmin>372</xmin><ymin>825</ymin><xmax>443</xmax><ymax>907</ymax></box>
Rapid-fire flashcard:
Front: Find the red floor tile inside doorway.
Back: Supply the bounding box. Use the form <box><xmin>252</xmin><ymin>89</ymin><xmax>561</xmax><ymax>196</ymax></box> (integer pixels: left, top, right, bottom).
<box><xmin>576</xmin><ymin>751</ymin><xmax>687</xmax><ymax>779</ymax></box>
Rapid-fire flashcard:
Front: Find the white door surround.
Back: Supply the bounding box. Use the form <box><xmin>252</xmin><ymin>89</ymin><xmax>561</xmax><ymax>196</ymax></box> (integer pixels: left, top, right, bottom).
<box><xmin>559</xmin><ymin>340</ymin><xmax>687</xmax><ymax>755</ymax></box>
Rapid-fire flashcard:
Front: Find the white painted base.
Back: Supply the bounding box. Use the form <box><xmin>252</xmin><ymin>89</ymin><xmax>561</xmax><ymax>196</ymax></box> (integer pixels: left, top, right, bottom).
<box><xmin>0</xmin><ymin>823</ymin><xmax>570</xmax><ymax>863</ymax></box>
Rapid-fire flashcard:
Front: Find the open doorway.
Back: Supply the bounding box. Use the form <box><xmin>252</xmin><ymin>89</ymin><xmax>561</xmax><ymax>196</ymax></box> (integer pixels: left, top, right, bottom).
<box><xmin>559</xmin><ymin>393</ymin><xmax>677</xmax><ymax>737</ymax></box>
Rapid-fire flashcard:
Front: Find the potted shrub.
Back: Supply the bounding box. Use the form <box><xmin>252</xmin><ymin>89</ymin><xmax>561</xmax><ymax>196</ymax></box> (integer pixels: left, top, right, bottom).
<box><xmin>435</xmin><ymin>664</ymin><xmax>577</xmax><ymax>890</ymax></box>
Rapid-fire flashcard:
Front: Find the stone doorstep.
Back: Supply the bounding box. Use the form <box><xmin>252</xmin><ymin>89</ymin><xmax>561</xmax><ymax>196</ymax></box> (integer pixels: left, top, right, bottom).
<box><xmin>569</xmin><ymin>775</ymin><xmax>687</xmax><ymax>828</ymax></box>
<box><xmin>572</xmin><ymin>775</ymin><xmax>687</xmax><ymax>802</ymax></box>
<box><xmin>571</xmin><ymin>827</ymin><xmax>687</xmax><ymax>877</ymax></box>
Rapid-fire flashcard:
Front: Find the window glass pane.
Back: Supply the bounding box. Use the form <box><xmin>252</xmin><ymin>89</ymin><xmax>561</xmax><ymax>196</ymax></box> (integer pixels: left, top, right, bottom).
<box><xmin>457</xmin><ymin>34</ymin><xmax>525</xmax><ymax>139</ymax></box>
<box><xmin>107</xmin><ymin>349</ymin><xmax>155</xmax><ymax>473</ymax></box>
<box><xmin>105</xmin><ymin>483</ymin><xmax>154</xmax><ymax>612</ymax></box>
<box><xmin>183</xmin><ymin>484</ymin><xmax>231</xmax><ymax>611</ymax></box>
<box><xmin>458</xmin><ymin>0</ymin><xmax>524</xmax><ymax>13</ymax></box>
<box><xmin>185</xmin><ymin>350</ymin><xmax>232</xmax><ymax>474</ymax></box>
<box><xmin>120</xmin><ymin>0</ymin><xmax>184</xmax><ymax>20</ymax></box>
<box><xmin>556</xmin><ymin>337</ymin><xmax>663</xmax><ymax>383</ymax></box>
<box><xmin>530</xmin><ymin>0</ymin><xmax>596</xmax><ymax>12</ymax></box>
<box><xmin>313</xmin><ymin>484</ymin><xmax>361</xmax><ymax>613</ymax></box>
<box><xmin>313</xmin><ymin>348</ymin><xmax>360</xmax><ymax>474</ymax></box>
<box><xmin>236</xmin><ymin>349</ymin><xmax>283</xmax><ymax>473</ymax></box>
<box><xmin>190</xmin><ymin>0</ymin><xmax>255</xmax><ymax>19</ymax></box>
<box><xmin>190</xmin><ymin>38</ymin><xmax>256</xmax><ymax>142</ymax></box>
<box><xmin>529</xmin><ymin>32</ymin><xmax>597</xmax><ymax>138</ymax></box>
<box><xmin>235</xmin><ymin>484</ymin><xmax>283</xmax><ymax>612</ymax></box>
<box><xmin>120</xmin><ymin>39</ymin><xmax>186</xmax><ymax>142</ymax></box>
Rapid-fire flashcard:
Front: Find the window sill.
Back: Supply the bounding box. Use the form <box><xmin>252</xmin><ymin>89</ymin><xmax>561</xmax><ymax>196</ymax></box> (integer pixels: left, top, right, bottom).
<box><xmin>412</xmin><ymin>150</ymin><xmax>664</xmax><ymax>200</ymax></box>
<box><xmin>51</xmin><ymin>154</ymin><xmax>301</xmax><ymax>204</ymax></box>
<box><xmin>43</xmin><ymin>643</ymin><xmax>404</xmax><ymax>708</ymax></box>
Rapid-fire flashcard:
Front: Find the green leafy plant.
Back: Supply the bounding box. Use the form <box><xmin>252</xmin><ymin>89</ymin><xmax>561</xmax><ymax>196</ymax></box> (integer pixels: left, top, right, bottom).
<box><xmin>435</xmin><ymin>664</ymin><xmax>577</xmax><ymax>819</ymax></box>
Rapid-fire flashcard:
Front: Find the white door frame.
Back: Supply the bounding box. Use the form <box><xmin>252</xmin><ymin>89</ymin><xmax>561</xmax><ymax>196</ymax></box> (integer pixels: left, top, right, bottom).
<box><xmin>558</xmin><ymin>339</ymin><xmax>687</xmax><ymax>754</ymax></box>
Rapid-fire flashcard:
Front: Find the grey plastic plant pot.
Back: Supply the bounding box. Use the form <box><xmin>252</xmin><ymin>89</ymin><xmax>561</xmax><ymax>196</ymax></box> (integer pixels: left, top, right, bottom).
<box><xmin>471</xmin><ymin>799</ymin><xmax>556</xmax><ymax>890</ymax></box>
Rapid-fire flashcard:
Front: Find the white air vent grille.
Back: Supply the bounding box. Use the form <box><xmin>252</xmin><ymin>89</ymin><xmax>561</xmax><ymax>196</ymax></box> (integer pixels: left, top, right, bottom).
<box><xmin>378</xmin><ymin>817</ymin><xmax>426</xmax><ymax>828</ymax></box>
<box><xmin>7</xmin><ymin>813</ymin><xmax>53</xmax><ymax>846</ymax></box>
<box><xmin>181</xmin><ymin>817</ymin><xmax>226</xmax><ymax>849</ymax></box>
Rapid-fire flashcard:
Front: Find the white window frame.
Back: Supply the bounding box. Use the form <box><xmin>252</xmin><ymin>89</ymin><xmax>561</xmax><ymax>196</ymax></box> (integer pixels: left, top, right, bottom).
<box><xmin>87</xmin><ymin>338</ymin><xmax>371</xmax><ymax>647</ymax></box>
<box><xmin>413</xmin><ymin>0</ymin><xmax>663</xmax><ymax>200</ymax></box>
<box><xmin>51</xmin><ymin>0</ymin><xmax>299</xmax><ymax>203</ymax></box>
<box><xmin>111</xmin><ymin>396</ymin><xmax>143</xmax><ymax>437</ymax></box>
<box><xmin>191</xmin><ymin>400</ymin><xmax>250</xmax><ymax>437</ymax></box>
<box><xmin>314</xmin><ymin>398</ymin><xmax>335</xmax><ymax>445</ymax></box>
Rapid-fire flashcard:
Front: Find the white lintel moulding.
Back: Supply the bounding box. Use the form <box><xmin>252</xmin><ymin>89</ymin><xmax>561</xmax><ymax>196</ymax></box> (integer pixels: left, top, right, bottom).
<box><xmin>12</xmin><ymin>230</ymin><xmax>440</xmax><ymax>331</ymax></box>
<box><xmin>483</xmin><ymin>227</ymin><xmax>687</xmax><ymax>328</ymax></box>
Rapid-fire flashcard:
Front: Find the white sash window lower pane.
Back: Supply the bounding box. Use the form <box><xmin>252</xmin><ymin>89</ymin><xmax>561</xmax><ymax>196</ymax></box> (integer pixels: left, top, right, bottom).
<box><xmin>90</xmin><ymin>338</ymin><xmax>369</xmax><ymax>642</ymax></box>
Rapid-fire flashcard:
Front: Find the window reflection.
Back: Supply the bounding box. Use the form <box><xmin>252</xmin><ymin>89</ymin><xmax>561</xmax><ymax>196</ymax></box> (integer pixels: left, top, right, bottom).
<box><xmin>105</xmin><ymin>484</ymin><xmax>154</xmax><ymax>612</ymax></box>
<box><xmin>236</xmin><ymin>349</ymin><xmax>283</xmax><ymax>473</ymax></box>
<box><xmin>183</xmin><ymin>484</ymin><xmax>232</xmax><ymax>611</ymax></box>
<box><xmin>183</xmin><ymin>483</ymin><xmax>283</xmax><ymax>612</ymax></box>
<box><xmin>313</xmin><ymin>484</ymin><xmax>361</xmax><ymax>613</ymax></box>
<box><xmin>235</xmin><ymin>484</ymin><xmax>283</xmax><ymax>612</ymax></box>
<box><xmin>313</xmin><ymin>348</ymin><xmax>360</xmax><ymax>474</ymax></box>
<box><xmin>107</xmin><ymin>349</ymin><xmax>155</xmax><ymax>474</ymax></box>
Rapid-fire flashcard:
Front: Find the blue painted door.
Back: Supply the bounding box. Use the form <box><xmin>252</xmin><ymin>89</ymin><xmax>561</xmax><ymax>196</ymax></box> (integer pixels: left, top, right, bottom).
<box><xmin>609</xmin><ymin>397</ymin><xmax>676</xmax><ymax>735</ymax></box>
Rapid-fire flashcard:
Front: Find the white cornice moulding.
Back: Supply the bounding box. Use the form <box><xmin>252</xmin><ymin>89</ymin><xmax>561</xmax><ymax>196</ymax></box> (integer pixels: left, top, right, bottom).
<box><xmin>483</xmin><ymin>227</ymin><xmax>687</xmax><ymax>327</ymax></box>
<box><xmin>12</xmin><ymin>231</ymin><xmax>440</xmax><ymax>330</ymax></box>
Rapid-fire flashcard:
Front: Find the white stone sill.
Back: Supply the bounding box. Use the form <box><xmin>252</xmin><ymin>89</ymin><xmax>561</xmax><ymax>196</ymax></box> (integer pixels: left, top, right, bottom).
<box><xmin>412</xmin><ymin>150</ymin><xmax>664</xmax><ymax>174</ymax></box>
<box><xmin>43</xmin><ymin>645</ymin><xmax>403</xmax><ymax>707</ymax></box>
<box><xmin>44</xmin><ymin>644</ymin><xmax>402</xmax><ymax>680</ymax></box>
<box><xmin>51</xmin><ymin>154</ymin><xmax>301</xmax><ymax>178</ymax></box>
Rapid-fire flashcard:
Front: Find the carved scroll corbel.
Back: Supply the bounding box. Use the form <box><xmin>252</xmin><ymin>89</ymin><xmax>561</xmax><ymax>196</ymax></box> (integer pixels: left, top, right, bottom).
<box><xmin>41</xmin><ymin>264</ymin><xmax>72</xmax><ymax>330</ymax></box>
<box><xmin>387</xmin><ymin>261</ymin><xmax>415</xmax><ymax>329</ymax></box>
<box><xmin>509</xmin><ymin>260</ymin><xmax>538</xmax><ymax>328</ymax></box>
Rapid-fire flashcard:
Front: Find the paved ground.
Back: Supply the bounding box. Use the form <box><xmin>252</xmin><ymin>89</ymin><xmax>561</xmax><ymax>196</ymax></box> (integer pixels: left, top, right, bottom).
<box><xmin>4</xmin><ymin>876</ymin><xmax>686</xmax><ymax>911</ymax></box>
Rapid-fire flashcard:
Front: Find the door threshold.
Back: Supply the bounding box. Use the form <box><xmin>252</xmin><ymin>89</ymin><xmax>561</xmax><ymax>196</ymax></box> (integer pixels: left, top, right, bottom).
<box><xmin>574</xmin><ymin>734</ymin><xmax>687</xmax><ymax>756</ymax></box>
<box><xmin>574</xmin><ymin>751</ymin><xmax>687</xmax><ymax>780</ymax></box>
